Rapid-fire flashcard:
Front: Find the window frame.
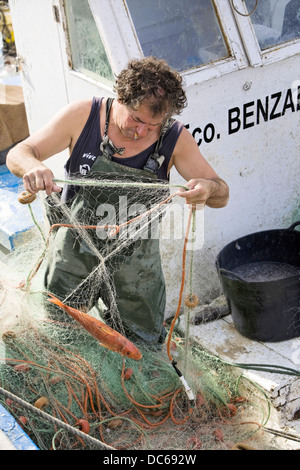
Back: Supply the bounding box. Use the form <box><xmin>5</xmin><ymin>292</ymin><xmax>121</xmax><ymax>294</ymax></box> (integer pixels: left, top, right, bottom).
<box><xmin>60</xmin><ymin>0</ymin><xmax>300</xmax><ymax>88</ymax></box>
<box><xmin>59</xmin><ymin>0</ymin><xmax>116</xmax><ymax>88</ymax></box>
<box><xmin>116</xmin><ymin>0</ymin><xmax>249</xmax><ymax>83</ymax></box>
<box><xmin>230</xmin><ymin>0</ymin><xmax>300</xmax><ymax>67</ymax></box>
<box><xmin>86</xmin><ymin>0</ymin><xmax>250</xmax><ymax>85</ymax></box>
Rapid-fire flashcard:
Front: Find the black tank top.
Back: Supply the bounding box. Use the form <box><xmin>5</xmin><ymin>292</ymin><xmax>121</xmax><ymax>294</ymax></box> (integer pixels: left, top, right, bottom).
<box><xmin>62</xmin><ymin>97</ymin><xmax>184</xmax><ymax>201</ymax></box>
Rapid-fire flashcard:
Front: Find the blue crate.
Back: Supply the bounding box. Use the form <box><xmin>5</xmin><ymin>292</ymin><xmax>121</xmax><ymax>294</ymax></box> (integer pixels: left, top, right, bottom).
<box><xmin>0</xmin><ymin>164</ymin><xmax>20</xmax><ymax>192</ymax></box>
<box><xmin>0</xmin><ymin>165</ymin><xmax>44</xmax><ymax>251</ymax></box>
<box><xmin>0</xmin><ymin>403</ymin><xmax>39</xmax><ymax>450</ymax></box>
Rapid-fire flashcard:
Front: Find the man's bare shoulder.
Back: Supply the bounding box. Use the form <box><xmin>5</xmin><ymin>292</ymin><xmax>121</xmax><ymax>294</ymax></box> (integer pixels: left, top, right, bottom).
<box><xmin>58</xmin><ymin>98</ymin><xmax>94</xmax><ymax>121</ymax></box>
<box><xmin>47</xmin><ymin>98</ymin><xmax>95</xmax><ymax>141</ymax></box>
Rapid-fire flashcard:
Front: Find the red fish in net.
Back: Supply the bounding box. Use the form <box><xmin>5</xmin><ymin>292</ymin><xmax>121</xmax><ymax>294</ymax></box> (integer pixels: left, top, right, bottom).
<box><xmin>47</xmin><ymin>293</ymin><xmax>142</xmax><ymax>360</ymax></box>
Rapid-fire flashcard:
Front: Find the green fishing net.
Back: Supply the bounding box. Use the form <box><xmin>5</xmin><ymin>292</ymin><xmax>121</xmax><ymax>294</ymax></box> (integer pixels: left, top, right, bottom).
<box><xmin>0</xmin><ymin>175</ymin><xmax>275</xmax><ymax>450</ymax></box>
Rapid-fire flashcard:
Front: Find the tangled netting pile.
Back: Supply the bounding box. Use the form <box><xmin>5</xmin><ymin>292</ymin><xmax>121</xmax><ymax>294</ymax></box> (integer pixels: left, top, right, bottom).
<box><xmin>0</xmin><ymin>175</ymin><xmax>274</xmax><ymax>450</ymax></box>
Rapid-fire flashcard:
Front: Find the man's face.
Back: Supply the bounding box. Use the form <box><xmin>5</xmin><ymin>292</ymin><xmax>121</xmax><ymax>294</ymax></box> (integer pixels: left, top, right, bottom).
<box><xmin>117</xmin><ymin>100</ymin><xmax>164</xmax><ymax>141</ymax></box>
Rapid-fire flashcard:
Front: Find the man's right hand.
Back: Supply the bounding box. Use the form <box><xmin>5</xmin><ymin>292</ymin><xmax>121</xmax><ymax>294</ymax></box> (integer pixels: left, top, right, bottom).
<box><xmin>23</xmin><ymin>165</ymin><xmax>62</xmax><ymax>196</ymax></box>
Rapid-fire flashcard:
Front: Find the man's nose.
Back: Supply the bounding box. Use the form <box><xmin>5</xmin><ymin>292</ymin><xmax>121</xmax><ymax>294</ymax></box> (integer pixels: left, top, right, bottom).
<box><xmin>135</xmin><ymin>124</ymin><xmax>148</xmax><ymax>137</ymax></box>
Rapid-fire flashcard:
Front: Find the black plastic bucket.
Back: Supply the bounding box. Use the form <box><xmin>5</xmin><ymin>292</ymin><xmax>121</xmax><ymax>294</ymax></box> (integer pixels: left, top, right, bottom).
<box><xmin>216</xmin><ymin>222</ymin><xmax>300</xmax><ymax>342</ymax></box>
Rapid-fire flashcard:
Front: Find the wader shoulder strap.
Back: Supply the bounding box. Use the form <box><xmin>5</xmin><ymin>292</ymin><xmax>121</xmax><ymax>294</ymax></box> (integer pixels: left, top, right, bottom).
<box><xmin>103</xmin><ymin>97</ymin><xmax>114</xmax><ymax>136</ymax></box>
<box><xmin>143</xmin><ymin>118</ymin><xmax>175</xmax><ymax>174</ymax></box>
<box><xmin>99</xmin><ymin>98</ymin><xmax>125</xmax><ymax>158</ymax></box>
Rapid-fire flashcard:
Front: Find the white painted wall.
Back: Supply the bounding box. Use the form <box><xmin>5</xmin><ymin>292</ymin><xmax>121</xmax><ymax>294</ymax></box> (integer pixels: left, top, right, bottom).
<box><xmin>165</xmin><ymin>59</ymin><xmax>300</xmax><ymax>313</ymax></box>
<box><xmin>8</xmin><ymin>0</ymin><xmax>300</xmax><ymax>316</ymax></box>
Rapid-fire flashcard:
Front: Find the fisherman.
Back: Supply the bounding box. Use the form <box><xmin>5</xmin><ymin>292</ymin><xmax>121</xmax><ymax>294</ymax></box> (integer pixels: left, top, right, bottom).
<box><xmin>6</xmin><ymin>56</ymin><xmax>229</xmax><ymax>346</ymax></box>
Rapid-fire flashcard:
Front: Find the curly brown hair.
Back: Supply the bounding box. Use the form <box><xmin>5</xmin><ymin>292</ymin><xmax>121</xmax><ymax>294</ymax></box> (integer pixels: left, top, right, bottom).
<box><xmin>114</xmin><ymin>57</ymin><xmax>187</xmax><ymax>118</ymax></box>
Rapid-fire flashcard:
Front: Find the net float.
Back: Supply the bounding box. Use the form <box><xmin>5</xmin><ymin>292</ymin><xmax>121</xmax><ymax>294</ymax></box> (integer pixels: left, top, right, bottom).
<box><xmin>18</xmin><ymin>190</ymin><xmax>37</xmax><ymax>204</ymax></box>
<box><xmin>34</xmin><ymin>396</ymin><xmax>49</xmax><ymax>409</ymax></box>
<box><xmin>74</xmin><ymin>419</ymin><xmax>90</xmax><ymax>434</ymax></box>
<box><xmin>123</xmin><ymin>367</ymin><xmax>133</xmax><ymax>380</ymax></box>
<box><xmin>184</xmin><ymin>294</ymin><xmax>199</xmax><ymax>308</ymax></box>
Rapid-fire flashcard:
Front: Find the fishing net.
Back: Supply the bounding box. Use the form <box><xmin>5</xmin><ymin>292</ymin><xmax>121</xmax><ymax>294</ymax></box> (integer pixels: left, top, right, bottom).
<box><xmin>0</xmin><ymin>174</ymin><xmax>280</xmax><ymax>450</ymax></box>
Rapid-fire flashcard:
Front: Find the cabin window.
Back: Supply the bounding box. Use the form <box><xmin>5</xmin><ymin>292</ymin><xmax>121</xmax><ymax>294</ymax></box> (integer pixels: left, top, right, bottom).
<box><xmin>243</xmin><ymin>0</ymin><xmax>300</xmax><ymax>49</ymax></box>
<box><xmin>64</xmin><ymin>0</ymin><xmax>114</xmax><ymax>82</ymax></box>
<box><xmin>126</xmin><ymin>0</ymin><xmax>230</xmax><ymax>71</ymax></box>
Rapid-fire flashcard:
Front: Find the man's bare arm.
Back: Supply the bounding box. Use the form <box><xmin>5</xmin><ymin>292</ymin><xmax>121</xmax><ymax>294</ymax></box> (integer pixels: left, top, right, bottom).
<box><xmin>6</xmin><ymin>99</ymin><xmax>92</xmax><ymax>195</ymax></box>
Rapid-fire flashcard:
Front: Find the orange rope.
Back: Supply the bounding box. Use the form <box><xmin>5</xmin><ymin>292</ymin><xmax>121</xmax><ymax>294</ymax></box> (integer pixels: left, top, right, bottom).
<box><xmin>170</xmin><ymin>388</ymin><xmax>192</xmax><ymax>425</ymax></box>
